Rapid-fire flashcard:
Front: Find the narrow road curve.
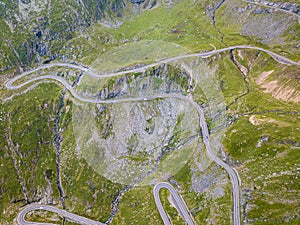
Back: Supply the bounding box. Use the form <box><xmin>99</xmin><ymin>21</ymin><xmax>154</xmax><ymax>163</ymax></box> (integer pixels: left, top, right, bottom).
<box><xmin>5</xmin><ymin>44</ymin><xmax>299</xmax><ymax>91</ymax></box>
<box><xmin>8</xmin><ymin>45</ymin><xmax>296</xmax><ymax>225</ymax></box>
<box><xmin>17</xmin><ymin>204</ymin><xmax>104</xmax><ymax>225</ymax></box>
<box><xmin>9</xmin><ymin>75</ymin><xmax>241</xmax><ymax>225</ymax></box>
<box><xmin>53</xmin><ymin>91</ymin><xmax>67</xmax><ymax>225</ymax></box>
<box><xmin>17</xmin><ymin>182</ymin><xmax>191</xmax><ymax>225</ymax></box>
<box><xmin>153</xmin><ymin>182</ymin><xmax>196</xmax><ymax>225</ymax></box>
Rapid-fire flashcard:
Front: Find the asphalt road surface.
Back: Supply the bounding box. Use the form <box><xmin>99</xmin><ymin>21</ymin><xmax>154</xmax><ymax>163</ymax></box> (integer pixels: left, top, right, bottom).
<box><xmin>5</xmin><ymin>45</ymin><xmax>299</xmax><ymax>91</ymax></box>
<box><xmin>153</xmin><ymin>182</ymin><xmax>196</xmax><ymax>225</ymax></box>
<box><xmin>17</xmin><ymin>182</ymin><xmax>195</xmax><ymax>225</ymax></box>
<box><xmin>10</xmin><ymin>80</ymin><xmax>241</xmax><ymax>225</ymax></box>
<box><xmin>8</xmin><ymin>45</ymin><xmax>298</xmax><ymax>225</ymax></box>
<box><xmin>17</xmin><ymin>204</ymin><xmax>104</xmax><ymax>225</ymax></box>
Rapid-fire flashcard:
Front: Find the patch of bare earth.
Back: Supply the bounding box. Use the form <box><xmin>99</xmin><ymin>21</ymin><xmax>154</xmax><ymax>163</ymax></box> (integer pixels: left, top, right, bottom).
<box><xmin>256</xmin><ymin>70</ymin><xmax>300</xmax><ymax>103</ymax></box>
<box><xmin>256</xmin><ymin>70</ymin><xmax>274</xmax><ymax>85</ymax></box>
<box><xmin>249</xmin><ymin>115</ymin><xmax>291</xmax><ymax>127</ymax></box>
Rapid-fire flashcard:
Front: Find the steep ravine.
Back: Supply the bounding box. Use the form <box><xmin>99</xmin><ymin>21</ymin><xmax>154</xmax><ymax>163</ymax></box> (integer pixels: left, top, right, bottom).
<box><xmin>226</xmin><ymin>50</ymin><xmax>250</xmax><ymax>109</ymax></box>
<box><xmin>5</xmin><ymin>114</ymin><xmax>30</xmax><ymax>204</ymax></box>
<box><xmin>207</xmin><ymin>0</ymin><xmax>227</xmax><ymax>46</ymax></box>
<box><xmin>53</xmin><ymin>90</ymin><xmax>66</xmax><ymax>225</ymax></box>
<box><xmin>105</xmin><ymin>132</ymin><xmax>199</xmax><ymax>224</ymax></box>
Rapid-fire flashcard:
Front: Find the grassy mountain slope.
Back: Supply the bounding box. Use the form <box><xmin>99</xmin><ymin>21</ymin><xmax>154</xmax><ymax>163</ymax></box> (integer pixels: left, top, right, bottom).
<box><xmin>0</xmin><ymin>0</ymin><xmax>299</xmax><ymax>224</ymax></box>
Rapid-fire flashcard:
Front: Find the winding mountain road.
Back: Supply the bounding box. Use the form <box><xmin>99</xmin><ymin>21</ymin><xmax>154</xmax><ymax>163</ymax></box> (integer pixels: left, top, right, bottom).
<box><xmin>153</xmin><ymin>182</ymin><xmax>196</xmax><ymax>225</ymax></box>
<box><xmin>18</xmin><ymin>182</ymin><xmax>194</xmax><ymax>225</ymax></box>
<box><xmin>9</xmin><ymin>79</ymin><xmax>240</xmax><ymax>225</ymax></box>
<box><xmin>7</xmin><ymin>45</ymin><xmax>299</xmax><ymax>225</ymax></box>
<box><xmin>17</xmin><ymin>204</ymin><xmax>104</xmax><ymax>225</ymax></box>
<box><xmin>5</xmin><ymin>45</ymin><xmax>299</xmax><ymax>91</ymax></box>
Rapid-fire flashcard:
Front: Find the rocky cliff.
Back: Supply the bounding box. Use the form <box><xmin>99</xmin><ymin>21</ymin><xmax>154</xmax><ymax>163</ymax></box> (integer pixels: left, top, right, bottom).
<box><xmin>0</xmin><ymin>0</ymin><xmax>157</xmax><ymax>72</ymax></box>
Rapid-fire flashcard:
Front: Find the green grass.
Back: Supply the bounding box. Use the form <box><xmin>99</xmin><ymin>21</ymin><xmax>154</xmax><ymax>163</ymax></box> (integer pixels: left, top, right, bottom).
<box><xmin>12</xmin><ymin>67</ymin><xmax>81</xmax><ymax>87</ymax></box>
<box><xmin>215</xmin><ymin>0</ymin><xmax>300</xmax><ymax>61</ymax></box>
<box><xmin>224</xmin><ymin>50</ymin><xmax>300</xmax><ymax>113</ymax></box>
<box><xmin>223</xmin><ymin>113</ymin><xmax>300</xmax><ymax>161</ymax></box>
<box><xmin>59</xmin><ymin>36</ymin><xmax>98</xmax><ymax>65</ymax></box>
<box><xmin>74</xmin><ymin>73</ymin><xmax>109</xmax><ymax>96</ymax></box>
<box><xmin>80</xmin><ymin>0</ymin><xmax>224</xmax><ymax>66</ymax></box>
<box><xmin>0</xmin><ymin>83</ymin><xmax>62</xmax><ymax>224</ymax></box>
<box><xmin>214</xmin><ymin>53</ymin><xmax>248</xmax><ymax>106</ymax></box>
<box><xmin>25</xmin><ymin>211</ymin><xmax>61</xmax><ymax>224</ymax></box>
<box><xmin>76</xmin><ymin>63</ymin><xmax>192</xmax><ymax>98</ymax></box>
<box><xmin>111</xmin><ymin>186</ymin><xmax>163</xmax><ymax>225</ymax></box>
<box><xmin>159</xmin><ymin>188</ymin><xmax>186</xmax><ymax>224</ymax></box>
<box><xmin>207</xmin><ymin>46</ymin><xmax>300</xmax><ymax>224</ymax></box>
<box><xmin>56</xmin><ymin>99</ymin><xmax>123</xmax><ymax>222</ymax></box>
<box><xmin>248</xmin><ymin>51</ymin><xmax>300</xmax><ymax>98</ymax></box>
<box><xmin>173</xmin><ymin>162</ymin><xmax>232</xmax><ymax>225</ymax></box>
<box><xmin>0</xmin><ymin>82</ymin><xmax>123</xmax><ymax>224</ymax></box>
<box><xmin>1</xmin><ymin>1</ymin><xmax>299</xmax><ymax>223</ymax></box>
<box><xmin>91</xmin><ymin>40</ymin><xmax>188</xmax><ymax>72</ymax></box>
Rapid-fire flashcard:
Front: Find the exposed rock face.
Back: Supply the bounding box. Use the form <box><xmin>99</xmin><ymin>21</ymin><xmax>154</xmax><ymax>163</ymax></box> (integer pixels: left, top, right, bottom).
<box><xmin>130</xmin><ymin>0</ymin><xmax>145</xmax><ymax>4</ymax></box>
<box><xmin>21</xmin><ymin>0</ymin><xmax>31</xmax><ymax>4</ymax></box>
<box><xmin>245</xmin><ymin>0</ymin><xmax>300</xmax><ymax>16</ymax></box>
<box><xmin>73</xmin><ymin>98</ymin><xmax>199</xmax><ymax>185</ymax></box>
<box><xmin>219</xmin><ymin>0</ymin><xmax>299</xmax><ymax>53</ymax></box>
<box><xmin>0</xmin><ymin>0</ymin><xmax>162</xmax><ymax>71</ymax></box>
<box><xmin>0</xmin><ymin>0</ymin><xmax>129</xmax><ymax>70</ymax></box>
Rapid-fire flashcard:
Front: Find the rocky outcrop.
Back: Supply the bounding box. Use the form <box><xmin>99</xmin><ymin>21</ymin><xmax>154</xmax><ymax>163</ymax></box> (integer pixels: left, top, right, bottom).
<box><xmin>245</xmin><ymin>0</ymin><xmax>300</xmax><ymax>16</ymax></box>
<box><xmin>0</xmin><ymin>0</ymin><xmax>129</xmax><ymax>71</ymax></box>
<box><xmin>0</xmin><ymin>0</ymin><xmax>162</xmax><ymax>72</ymax></box>
<box><xmin>130</xmin><ymin>0</ymin><xmax>145</xmax><ymax>4</ymax></box>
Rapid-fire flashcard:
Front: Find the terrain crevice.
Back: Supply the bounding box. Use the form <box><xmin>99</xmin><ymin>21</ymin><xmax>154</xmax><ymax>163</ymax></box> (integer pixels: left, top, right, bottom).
<box><xmin>53</xmin><ymin>90</ymin><xmax>67</xmax><ymax>225</ymax></box>
<box><xmin>226</xmin><ymin>50</ymin><xmax>250</xmax><ymax>109</ymax></box>
<box><xmin>105</xmin><ymin>133</ymin><xmax>199</xmax><ymax>224</ymax></box>
<box><xmin>5</xmin><ymin>114</ymin><xmax>30</xmax><ymax>205</ymax></box>
<box><xmin>207</xmin><ymin>0</ymin><xmax>227</xmax><ymax>46</ymax></box>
